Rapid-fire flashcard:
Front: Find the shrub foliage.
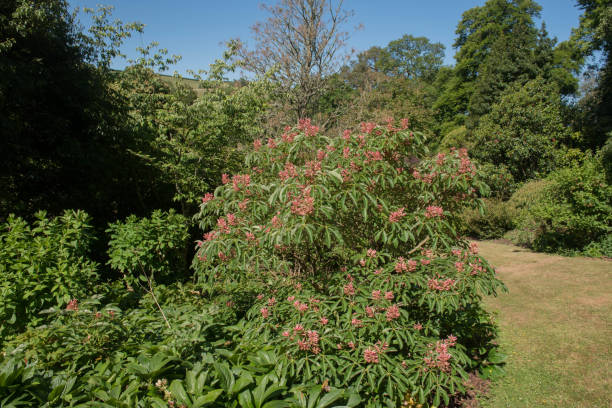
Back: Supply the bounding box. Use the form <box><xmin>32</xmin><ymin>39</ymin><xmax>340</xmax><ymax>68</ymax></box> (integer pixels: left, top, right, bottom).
<box><xmin>0</xmin><ymin>210</ymin><xmax>98</xmax><ymax>342</ymax></box>
<box><xmin>194</xmin><ymin>119</ymin><xmax>506</xmax><ymax>405</ymax></box>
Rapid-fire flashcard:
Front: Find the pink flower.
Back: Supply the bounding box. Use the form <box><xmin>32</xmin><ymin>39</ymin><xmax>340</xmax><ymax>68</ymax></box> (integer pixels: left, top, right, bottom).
<box><xmin>320</xmin><ymin>317</ymin><xmax>329</xmax><ymax>325</ymax></box>
<box><xmin>395</xmin><ymin>257</ymin><xmax>407</xmax><ymax>273</ymax></box>
<box><xmin>436</xmin><ymin>153</ymin><xmax>446</xmax><ymax>165</ymax></box>
<box><xmin>238</xmin><ymin>199</ymin><xmax>249</xmax><ymax>210</ymax></box>
<box><xmin>317</xmin><ymin>149</ymin><xmax>327</xmax><ymax>160</ymax></box>
<box><xmin>66</xmin><ymin>299</ymin><xmax>78</xmax><ymax>311</ymax></box>
<box><xmin>287</xmin><ymin>295</ymin><xmax>295</xmax><ymax>302</ymax></box>
<box><xmin>364</xmin><ymin>348</ymin><xmax>379</xmax><ymax>363</ymax></box>
<box><xmin>469</xmin><ymin>242</ymin><xmax>479</xmax><ymax>254</ymax></box>
<box><xmin>253</xmin><ymin>139</ymin><xmax>262</xmax><ymax>151</ymax></box>
<box><xmin>298</xmin><ymin>118</ymin><xmax>319</xmax><ymax>136</ymax></box>
<box><xmin>386</xmin><ymin>304</ymin><xmax>400</xmax><ymax>321</ymax></box>
<box><xmin>446</xmin><ymin>335</ymin><xmax>457</xmax><ymax>347</ymax></box>
<box><xmin>221</xmin><ymin>173</ymin><xmax>230</xmax><ymax>184</ymax></box>
<box><xmin>257</xmin><ymin>294</ymin><xmax>264</xmax><ymax>300</ymax></box>
<box><xmin>343</xmin><ymin>129</ymin><xmax>351</xmax><ymax>140</ymax></box>
<box><xmin>231</xmin><ymin>174</ymin><xmax>251</xmax><ymax>192</ymax></box>
<box><xmin>389</xmin><ymin>207</ymin><xmax>406</xmax><ymax>223</ymax></box>
<box><xmin>351</xmin><ymin>318</ymin><xmax>363</xmax><ymax>327</ymax></box>
<box><xmin>371</xmin><ymin>290</ymin><xmax>382</xmax><ymax>300</ymax></box>
<box><xmin>365</xmin><ymin>306</ymin><xmax>375</xmax><ymax>318</ymax></box>
<box><xmin>267</xmin><ymin>138</ymin><xmax>277</xmax><ymax>149</ymax></box>
<box><xmin>407</xmin><ymin>260</ymin><xmax>417</xmax><ymax>272</ymax></box>
<box><xmin>428</xmin><ymin>278</ymin><xmax>456</xmax><ymax>291</ymax></box>
<box><xmin>367</xmin><ymin>249</ymin><xmax>377</xmax><ymax>258</ymax></box>
<box><xmin>343</xmin><ymin>147</ymin><xmax>350</xmax><ymax>158</ymax></box>
<box><xmin>359</xmin><ymin>259</ymin><xmax>366</xmax><ymax>267</ymax></box>
<box><xmin>455</xmin><ymin>261</ymin><xmax>464</xmax><ymax>272</ymax></box>
<box><xmin>202</xmin><ymin>193</ymin><xmax>214</xmax><ymax>203</ymax></box>
<box><xmin>384</xmin><ymin>291</ymin><xmax>394</xmax><ymax>300</ymax></box>
<box><xmin>413</xmin><ymin>323</ymin><xmax>423</xmax><ymax>331</ymax></box>
<box><xmin>365</xmin><ymin>151</ymin><xmax>384</xmax><ymax>161</ymax></box>
<box><xmin>425</xmin><ymin>206</ymin><xmax>444</xmax><ymax>218</ymax></box>
<box><xmin>421</xmin><ymin>258</ymin><xmax>431</xmax><ymax>265</ymax></box>
<box><xmin>374</xmin><ymin>268</ymin><xmax>382</xmax><ymax>275</ymax></box>
<box><xmin>282</xmin><ymin>331</ymin><xmax>290</xmax><ymax>337</ymax></box>
<box><xmin>348</xmin><ymin>341</ymin><xmax>356</xmax><ymax>350</ymax></box>
<box><xmin>360</xmin><ymin>122</ymin><xmax>376</xmax><ymax>134</ymax></box>
<box><xmin>297</xmin><ymin>339</ymin><xmax>309</xmax><ymax>350</ymax></box>
<box><xmin>260</xmin><ymin>307</ymin><xmax>269</xmax><ymax>318</ymax></box>
<box><xmin>307</xmin><ymin>330</ymin><xmax>319</xmax><ymax>345</ymax></box>
<box><xmin>294</xmin><ymin>324</ymin><xmax>304</xmax><ymax>332</ymax></box>
<box><xmin>293</xmin><ymin>301</ymin><xmax>308</xmax><ymax>313</ymax></box>
<box><xmin>291</xmin><ymin>187</ymin><xmax>315</xmax><ymax>216</ymax></box>
<box><xmin>267</xmin><ymin>297</ymin><xmax>276</xmax><ymax>306</ymax></box>
<box><xmin>271</xmin><ymin>215</ymin><xmax>282</xmax><ymax>228</ymax></box>
<box><xmin>279</xmin><ymin>162</ymin><xmax>298</xmax><ymax>181</ymax></box>
<box><xmin>343</xmin><ymin>283</ymin><xmax>356</xmax><ymax>296</ymax></box>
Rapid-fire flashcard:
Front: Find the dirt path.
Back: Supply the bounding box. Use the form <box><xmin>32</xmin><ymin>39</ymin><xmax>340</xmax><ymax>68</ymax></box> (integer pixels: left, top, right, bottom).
<box><xmin>477</xmin><ymin>241</ymin><xmax>611</xmax><ymax>408</ymax></box>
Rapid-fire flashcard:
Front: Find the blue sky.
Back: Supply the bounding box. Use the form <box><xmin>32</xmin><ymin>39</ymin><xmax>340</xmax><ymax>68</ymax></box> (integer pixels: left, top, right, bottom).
<box><xmin>69</xmin><ymin>0</ymin><xmax>584</xmax><ymax>77</ymax></box>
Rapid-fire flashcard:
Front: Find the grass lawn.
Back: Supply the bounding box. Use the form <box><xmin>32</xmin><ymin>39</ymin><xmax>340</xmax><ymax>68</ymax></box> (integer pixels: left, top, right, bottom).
<box><xmin>477</xmin><ymin>241</ymin><xmax>611</xmax><ymax>408</ymax></box>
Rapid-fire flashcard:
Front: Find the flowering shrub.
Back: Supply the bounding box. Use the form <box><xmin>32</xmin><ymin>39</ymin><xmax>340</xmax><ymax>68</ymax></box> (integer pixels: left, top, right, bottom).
<box><xmin>194</xmin><ymin>119</ymin><xmax>505</xmax><ymax>406</ymax></box>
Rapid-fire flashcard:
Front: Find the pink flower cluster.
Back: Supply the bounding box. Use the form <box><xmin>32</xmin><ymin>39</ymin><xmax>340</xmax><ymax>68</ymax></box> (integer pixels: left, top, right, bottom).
<box><xmin>363</xmin><ymin>341</ymin><xmax>389</xmax><ymax>364</ymax></box>
<box><xmin>389</xmin><ymin>207</ymin><xmax>406</xmax><ymax>223</ymax></box>
<box><xmin>360</xmin><ymin>122</ymin><xmax>376</xmax><ymax>134</ymax></box>
<box><xmin>395</xmin><ymin>257</ymin><xmax>417</xmax><ymax>273</ymax></box>
<box><xmin>436</xmin><ymin>153</ymin><xmax>446</xmax><ymax>166</ymax></box>
<box><xmin>367</xmin><ymin>248</ymin><xmax>377</xmax><ymax>258</ymax></box>
<box><xmin>231</xmin><ymin>174</ymin><xmax>251</xmax><ymax>192</ymax></box>
<box><xmin>425</xmin><ymin>206</ymin><xmax>444</xmax><ymax>218</ymax></box>
<box><xmin>290</xmin><ymin>187</ymin><xmax>314</xmax><ymax>216</ymax></box>
<box><xmin>279</xmin><ymin>162</ymin><xmax>298</xmax><ymax>181</ymax></box>
<box><xmin>293</xmin><ymin>300</ymin><xmax>309</xmax><ymax>313</ymax></box>
<box><xmin>295</xmin><ymin>329</ymin><xmax>321</xmax><ymax>354</ymax></box>
<box><xmin>202</xmin><ymin>193</ymin><xmax>214</xmax><ymax>203</ymax></box>
<box><xmin>428</xmin><ymin>277</ymin><xmax>456</xmax><ymax>291</ymax></box>
<box><xmin>385</xmin><ymin>304</ymin><xmax>400</xmax><ymax>321</ymax></box>
<box><xmin>363</xmin><ymin>348</ymin><xmax>379</xmax><ymax>363</ymax></box>
<box><xmin>424</xmin><ymin>335</ymin><xmax>457</xmax><ymax>372</ymax></box>
<box><xmin>365</xmin><ymin>151</ymin><xmax>384</xmax><ymax>161</ymax></box>
<box><xmin>343</xmin><ymin>282</ymin><xmax>356</xmax><ymax>296</ymax></box>
<box><xmin>304</xmin><ymin>160</ymin><xmax>322</xmax><ymax>179</ymax></box>
<box><xmin>66</xmin><ymin>299</ymin><xmax>78</xmax><ymax>311</ymax></box>
<box><xmin>298</xmin><ymin>118</ymin><xmax>319</xmax><ymax>137</ymax></box>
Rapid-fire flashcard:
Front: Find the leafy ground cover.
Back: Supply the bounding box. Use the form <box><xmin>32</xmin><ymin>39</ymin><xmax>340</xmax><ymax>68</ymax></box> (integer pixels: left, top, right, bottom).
<box><xmin>478</xmin><ymin>241</ymin><xmax>611</xmax><ymax>408</ymax></box>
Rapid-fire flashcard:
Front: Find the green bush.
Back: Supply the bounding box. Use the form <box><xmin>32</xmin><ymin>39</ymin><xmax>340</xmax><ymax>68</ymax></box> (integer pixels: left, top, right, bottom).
<box><xmin>195</xmin><ymin>119</ymin><xmax>506</xmax><ymax>406</ymax></box>
<box><xmin>438</xmin><ymin>126</ymin><xmax>471</xmax><ymax>151</ymax></box>
<box><xmin>510</xmin><ymin>157</ymin><xmax>611</xmax><ymax>253</ymax></box>
<box><xmin>107</xmin><ymin>209</ymin><xmax>189</xmax><ymax>286</ymax></box>
<box><xmin>477</xmin><ymin>163</ymin><xmax>516</xmax><ymax>200</ymax></box>
<box><xmin>459</xmin><ymin>199</ymin><xmax>516</xmax><ymax>240</ymax></box>
<box><xmin>506</xmin><ymin>179</ymin><xmax>554</xmax><ymax>228</ymax></box>
<box><xmin>0</xmin><ymin>210</ymin><xmax>98</xmax><ymax>342</ymax></box>
<box><xmin>601</xmin><ymin>134</ymin><xmax>612</xmax><ymax>183</ymax></box>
